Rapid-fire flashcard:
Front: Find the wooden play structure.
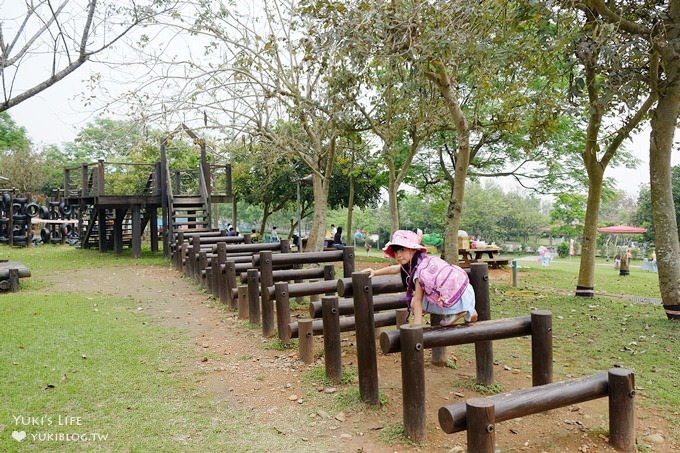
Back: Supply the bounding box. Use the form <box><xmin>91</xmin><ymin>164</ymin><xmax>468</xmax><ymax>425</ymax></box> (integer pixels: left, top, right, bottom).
<box><xmin>60</xmin><ymin>125</ymin><xmax>232</xmax><ymax>257</ymax></box>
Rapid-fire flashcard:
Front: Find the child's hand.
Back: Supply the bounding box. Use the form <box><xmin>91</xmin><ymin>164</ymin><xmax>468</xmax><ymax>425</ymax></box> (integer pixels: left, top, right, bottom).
<box><xmin>364</xmin><ymin>268</ymin><xmax>375</xmax><ymax>278</ymax></box>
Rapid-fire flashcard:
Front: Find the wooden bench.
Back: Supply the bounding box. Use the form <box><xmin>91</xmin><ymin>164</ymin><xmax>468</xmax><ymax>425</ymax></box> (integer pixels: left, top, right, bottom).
<box><xmin>479</xmin><ymin>257</ymin><xmax>510</xmax><ymax>268</ymax></box>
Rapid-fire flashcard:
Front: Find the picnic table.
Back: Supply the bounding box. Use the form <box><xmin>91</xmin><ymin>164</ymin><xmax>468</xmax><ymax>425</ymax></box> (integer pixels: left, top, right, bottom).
<box><xmin>458</xmin><ymin>246</ymin><xmax>509</xmax><ymax>269</ymax></box>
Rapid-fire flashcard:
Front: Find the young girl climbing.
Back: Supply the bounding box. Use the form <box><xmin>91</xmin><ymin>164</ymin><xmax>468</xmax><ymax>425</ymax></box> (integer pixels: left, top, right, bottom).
<box><xmin>364</xmin><ymin>229</ymin><xmax>477</xmax><ymax>326</ymax></box>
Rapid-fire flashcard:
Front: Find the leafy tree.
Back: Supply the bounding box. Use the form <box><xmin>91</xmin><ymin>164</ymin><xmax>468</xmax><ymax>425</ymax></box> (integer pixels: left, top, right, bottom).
<box><xmin>0</xmin><ymin>112</ymin><xmax>45</xmax><ymax>195</ymax></box>
<box><xmin>550</xmin><ymin>192</ymin><xmax>586</xmax><ymax>240</ymax></box>
<box><xmin>635</xmin><ymin>165</ymin><xmax>680</xmax><ymax>245</ymax></box>
<box><xmin>0</xmin><ymin>112</ymin><xmax>29</xmax><ymax>150</ymax></box>
<box><xmin>559</xmin><ymin>1</ymin><xmax>657</xmax><ymax>298</ymax></box>
<box><xmin>0</xmin><ymin>1</ymin><xmax>178</xmax><ymax>112</ymax></box>
<box><xmin>564</xmin><ymin>0</ymin><xmax>680</xmax><ymax>310</ymax></box>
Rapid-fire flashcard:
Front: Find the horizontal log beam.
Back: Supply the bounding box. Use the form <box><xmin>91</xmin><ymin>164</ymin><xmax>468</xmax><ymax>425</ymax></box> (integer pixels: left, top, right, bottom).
<box><xmin>438</xmin><ymin>371</ymin><xmax>613</xmax><ymax>434</ymax></box>
<box><xmin>240</xmin><ymin>267</ymin><xmax>327</xmax><ymax>284</ymax></box>
<box><xmin>380</xmin><ymin>316</ymin><xmax>532</xmax><ymax>354</ymax></box>
<box><xmin>308</xmin><ymin>292</ymin><xmax>407</xmax><ymax>318</ymax></box>
<box><xmin>288</xmin><ymin>311</ymin><xmax>396</xmax><ymax>338</ymax></box>
<box><xmin>336</xmin><ymin>275</ymin><xmax>403</xmax><ymax>298</ymax></box>
<box><xmin>253</xmin><ymin>250</ymin><xmax>343</xmax><ymax>266</ymax></box>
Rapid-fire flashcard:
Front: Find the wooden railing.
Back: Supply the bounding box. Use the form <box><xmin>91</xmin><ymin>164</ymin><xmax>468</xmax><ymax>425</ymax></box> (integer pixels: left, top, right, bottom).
<box><xmin>64</xmin><ymin>160</ymin><xmax>159</xmax><ymax>198</ymax></box>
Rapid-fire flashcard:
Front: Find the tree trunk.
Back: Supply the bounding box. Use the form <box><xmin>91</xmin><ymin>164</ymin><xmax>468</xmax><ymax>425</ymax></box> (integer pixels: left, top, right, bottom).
<box><xmin>429</xmin><ymin>63</ymin><xmax>471</xmax><ymax>262</ymax></box>
<box><xmin>576</xmin><ymin>168</ymin><xmax>604</xmax><ymax>297</ymax></box>
<box><xmin>306</xmin><ymin>173</ymin><xmax>331</xmax><ymax>252</ymax></box>
<box><xmin>650</xmin><ymin>93</ymin><xmax>680</xmax><ymax>313</ymax></box>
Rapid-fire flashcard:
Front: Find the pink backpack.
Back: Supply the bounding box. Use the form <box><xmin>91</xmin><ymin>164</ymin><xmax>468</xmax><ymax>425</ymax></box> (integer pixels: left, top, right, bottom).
<box><xmin>416</xmin><ymin>256</ymin><xmax>469</xmax><ymax>308</ymax></box>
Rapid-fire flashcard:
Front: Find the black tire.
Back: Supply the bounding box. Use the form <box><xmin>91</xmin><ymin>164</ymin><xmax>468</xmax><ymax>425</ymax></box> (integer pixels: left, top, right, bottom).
<box><xmin>13</xmin><ymin>214</ymin><xmax>28</xmax><ymax>223</ymax></box>
<box><xmin>39</xmin><ymin>206</ymin><xmax>50</xmax><ymax>219</ymax></box>
<box><xmin>26</xmin><ymin>202</ymin><xmax>40</xmax><ymax>217</ymax></box>
<box><xmin>59</xmin><ymin>202</ymin><xmax>73</xmax><ymax>216</ymax></box>
<box><xmin>41</xmin><ymin>227</ymin><xmax>51</xmax><ymax>242</ymax></box>
<box><xmin>61</xmin><ymin>224</ymin><xmax>73</xmax><ymax>236</ymax></box>
<box><xmin>12</xmin><ymin>203</ymin><xmax>25</xmax><ymax>215</ymax></box>
<box><xmin>14</xmin><ymin>197</ymin><xmax>28</xmax><ymax>204</ymax></box>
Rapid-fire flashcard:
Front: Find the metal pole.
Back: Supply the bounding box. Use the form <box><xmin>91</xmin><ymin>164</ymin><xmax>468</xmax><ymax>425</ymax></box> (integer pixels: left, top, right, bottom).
<box><xmin>297</xmin><ymin>180</ymin><xmax>302</xmax><ymax>252</ymax></box>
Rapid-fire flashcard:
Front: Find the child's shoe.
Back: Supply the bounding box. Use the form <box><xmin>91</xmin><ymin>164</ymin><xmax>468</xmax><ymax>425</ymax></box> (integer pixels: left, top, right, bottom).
<box><xmin>440</xmin><ymin>312</ymin><xmax>465</xmax><ymax>327</ymax></box>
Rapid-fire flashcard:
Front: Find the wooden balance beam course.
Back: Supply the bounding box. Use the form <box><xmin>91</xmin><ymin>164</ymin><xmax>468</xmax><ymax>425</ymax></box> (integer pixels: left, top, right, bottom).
<box><xmin>253</xmin><ymin>248</ymin><xmax>355</xmax><ymax>338</ymax></box>
<box><xmin>438</xmin><ymin>368</ymin><xmax>635</xmax><ymax>452</ymax></box>
<box><xmin>384</xmin><ymin>311</ymin><xmax>553</xmax><ymax>443</ymax></box>
<box><xmin>182</xmin><ymin>234</ymin><xmax>264</xmax><ymax>277</ymax></box>
<box><xmin>208</xmin><ymin>241</ymin><xmax>294</xmax><ymax>306</ymax></box>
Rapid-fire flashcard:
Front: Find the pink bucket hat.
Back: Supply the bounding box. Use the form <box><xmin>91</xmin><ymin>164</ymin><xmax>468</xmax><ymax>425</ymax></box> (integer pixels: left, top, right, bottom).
<box><xmin>382</xmin><ymin>230</ymin><xmax>427</xmax><ymax>258</ymax></box>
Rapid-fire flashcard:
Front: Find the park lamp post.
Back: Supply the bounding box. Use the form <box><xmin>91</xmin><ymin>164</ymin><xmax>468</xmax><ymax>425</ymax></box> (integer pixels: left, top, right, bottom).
<box><xmin>297</xmin><ymin>175</ymin><xmax>313</xmax><ymax>252</ymax></box>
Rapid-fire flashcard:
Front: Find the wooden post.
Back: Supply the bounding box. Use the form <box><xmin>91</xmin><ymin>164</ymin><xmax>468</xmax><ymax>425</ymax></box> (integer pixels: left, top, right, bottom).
<box><xmin>237</xmin><ymin>286</ymin><xmax>249</xmax><ymax>320</ymax></box>
<box><xmin>342</xmin><ymin>246</ymin><xmax>355</xmax><ymax>277</ymax></box>
<box><xmin>608</xmin><ymin>368</ymin><xmax>636</xmax><ymax>452</ymax></box>
<box><xmin>396</xmin><ymin>308</ymin><xmax>409</xmax><ymax>326</ymax></box>
<box><xmin>149</xmin><ymin>207</ymin><xmax>158</xmax><ymax>253</ymax></box>
<box><xmin>322</xmin><ymin>296</ymin><xmax>342</xmax><ymax>384</ymax></box>
<box><xmin>198</xmin><ymin>251</ymin><xmax>208</xmax><ymax>288</ymax></box>
<box><xmin>226</xmin><ymin>260</ymin><xmax>238</xmax><ymax>310</ymax></box>
<box><xmin>247</xmin><ymin>269</ymin><xmax>260</xmax><ymax>324</ymax></box>
<box><xmin>430</xmin><ymin>313</ymin><xmax>448</xmax><ymax>366</ymax></box>
<box><xmin>298</xmin><ymin>319</ymin><xmax>315</xmax><ymax>364</ymax></box>
<box><xmin>401</xmin><ymin>324</ymin><xmax>426</xmax><ymax>443</ymax></box>
<box><xmin>216</xmin><ymin>243</ymin><xmax>227</xmax><ymax>304</ymax></box>
<box><xmin>175</xmin><ymin>232</ymin><xmax>185</xmax><ymax>271</ymax></box>
<box><xmin>466</xmin><ymin>398</ymin><xmax>495</xmax><ymax>453</ymax></box>
<box><xmin>531</xmin><ymin>310</ymin><xmax>553</xmax><ymax>386</ymax></box>
<box><xmin>470</xmin><ymin>262</ymin><xmax>493</xmax><ymax>385</ymax></box>
<box><xmin>205</xmin><ymin>260</ymin><xmax>213</xmax><ymax>294</ymax></box>
<box><xmin>9</xmin><ymin>268</ymin><xmax>20</xmax><ymax>292</ymax></box>
<box><xmin>260</xmin><ymin>251</ymin><xmax>275</xmax><ymax>337</ymax></box>
<box><xmin>352</xmin><ymin>271</ymin><xmax>379</xmax><ymax>405</ymax></box>
<box><xmin>132</xmin><ymin>205</ymin><xmax>142</xmax><ymax>258</ymax></box>
<box><xmin>113</xmin><ymin>208</ymin><xmax>124</xmax><ymax>255</ymax></box>
<box><xmin>275</xmin><ymin>282</ymin><xmax>291</xmax><ymax>343</ymax></box>
<box><xmin>97</xmin><ymin>208</ymin><xmax>107</xmax><ymax>252</ymax></box>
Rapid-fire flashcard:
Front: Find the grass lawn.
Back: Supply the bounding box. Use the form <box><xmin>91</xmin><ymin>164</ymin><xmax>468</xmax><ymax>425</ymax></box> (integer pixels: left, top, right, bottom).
<box><xmin>0</xmin><ymin>246</ymin><xmax>322</xmax><ymax>452</ymax></box>
<box><xmin>1</xmin><ymin>245</ymin><xmax>678</xmax><ymax>450</ymax></box>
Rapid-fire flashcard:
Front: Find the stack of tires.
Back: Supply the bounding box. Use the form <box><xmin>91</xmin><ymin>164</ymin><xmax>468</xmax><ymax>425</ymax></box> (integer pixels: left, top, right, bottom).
<box><xmin>0</xmin><ymin>194</ymin><xmax>32</xmax><ymax>246</ymax></box>
<box><xmin>38</xmin><ymin>201</ymin><xmax>75</xmax><ymax>244</ymax></box>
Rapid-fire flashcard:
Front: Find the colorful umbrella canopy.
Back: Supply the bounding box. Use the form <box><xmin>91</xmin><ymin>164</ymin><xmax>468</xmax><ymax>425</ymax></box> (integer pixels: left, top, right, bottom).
<box><xmin>597</xmin><ymin>225</ymin><xmax>647</xmax><ymax>234</ymax></box>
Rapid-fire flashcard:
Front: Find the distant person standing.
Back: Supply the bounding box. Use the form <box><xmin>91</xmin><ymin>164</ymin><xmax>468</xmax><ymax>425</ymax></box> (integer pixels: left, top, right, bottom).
<box><xmin>271</xmin><ymin>226</ymin><xmax>279</xmax><ymax>243</ymax></box>
<box><xmin>619</xmin><ymin>248</ymin><xmax>632</xmax><ymax>276</ymax></box>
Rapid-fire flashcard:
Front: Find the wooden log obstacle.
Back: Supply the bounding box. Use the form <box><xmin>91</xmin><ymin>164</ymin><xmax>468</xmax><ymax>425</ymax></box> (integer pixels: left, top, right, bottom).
<box><xmin>0</xmin><ymin>261</ymin><xmax>31</xmax><ymax>292</ymax></box>
<box><xmin>383</xmin><ymin>311</ymin><xmax>553</xmax><ymax>442</ymax></box>
<box><xmin>288</xmin><ymin>275</ymin><xmax>405</xmax><ymax>369</ymax></box>
<box><xmin>253</xmin><ymin>247</ymin><xmax>355</xmax><ymax>338</ymax></box>
<box><xmin>438</xmin><ymin>368</ymin><xmax>636</xmax><ymax>452</ymax></box>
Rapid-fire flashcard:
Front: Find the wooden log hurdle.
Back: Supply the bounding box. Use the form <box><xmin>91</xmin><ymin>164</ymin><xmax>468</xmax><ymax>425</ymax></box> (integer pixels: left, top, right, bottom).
<box><xmin>438</xmin><ymin>368</ymin><xmax>635</xmax><ymax>452</ymax></box>
<box><xmin>252</xmin><ymin>248</ymin><xmax>355</xmax><ymax>338</ymax></box>
<box><xmin>383</xmin><ymin>311</ymin><xmax>553</xmax><ymax>442</ymax></box>
<box><xmin>0</xmin><ymin>261</ymin><xmax>31</xmax><ymax>292</ymax></box>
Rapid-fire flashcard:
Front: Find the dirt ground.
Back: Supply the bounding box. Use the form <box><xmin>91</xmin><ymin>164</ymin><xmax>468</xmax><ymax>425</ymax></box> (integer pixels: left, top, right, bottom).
<box><xmin>47</xmin><ymin>264</ymin><xmax>675</xmax><ymax>452</ymax></box>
